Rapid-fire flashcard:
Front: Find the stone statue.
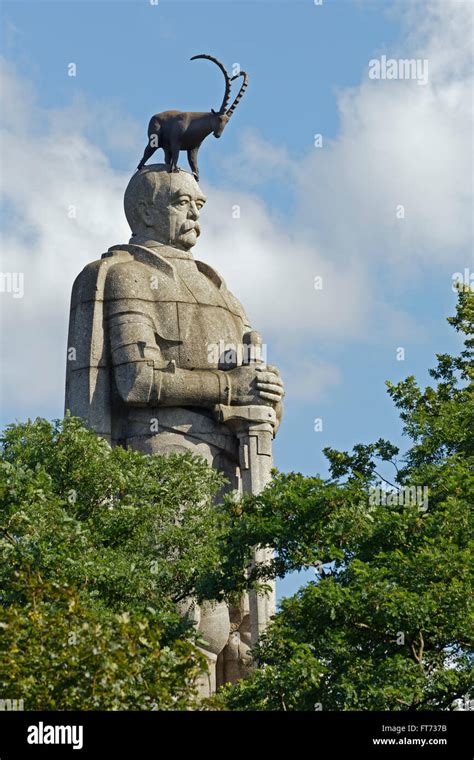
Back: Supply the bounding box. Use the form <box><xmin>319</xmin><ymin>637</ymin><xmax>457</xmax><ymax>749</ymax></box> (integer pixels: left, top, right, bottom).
<box><xmin>137</xmin><ymin>54</ymin><xmax>248</xmax><ymax>181</ymax></box>
<box><xmin>65</xmin><ymin>164</ymin><xmax>284</xmax><ymax>696</ymax></box>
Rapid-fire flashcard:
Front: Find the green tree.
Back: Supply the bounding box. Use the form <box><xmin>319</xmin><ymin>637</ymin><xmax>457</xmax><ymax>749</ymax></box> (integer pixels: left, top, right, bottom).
<box><xmin>0</xmin><ymin>416</ymin><xmax>231</xmax><ymax>709</ymax></box>
<box><xmin>214</xmin><ymin>290</ymin><xmax>473</xmax><ymax>711</ymax></box>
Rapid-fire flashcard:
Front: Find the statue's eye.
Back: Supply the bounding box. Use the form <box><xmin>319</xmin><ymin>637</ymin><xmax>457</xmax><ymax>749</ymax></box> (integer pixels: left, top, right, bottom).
<box><xmin>178</xmin><ymin>199</ymin><xmax>188</xmax><ymax>206</ymax></box>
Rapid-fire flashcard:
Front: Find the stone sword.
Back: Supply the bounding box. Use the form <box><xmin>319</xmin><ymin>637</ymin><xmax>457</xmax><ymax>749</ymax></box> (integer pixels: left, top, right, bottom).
<box><xmin>215</xmin><ymin>330</ymin><xmax>277</xmax><ymax>647</ymax></box>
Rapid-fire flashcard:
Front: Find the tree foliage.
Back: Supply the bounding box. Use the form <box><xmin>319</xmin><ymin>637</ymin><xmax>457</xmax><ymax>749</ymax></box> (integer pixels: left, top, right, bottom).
<box><xmin>1</xmin><ymin>293</ymin><xmax>472</xmax><ymax>711</ymax></box>
<box><xmin>0</xmin><ymin>416</ymin><xmax>230</xmax><ymax>709</ymax></box>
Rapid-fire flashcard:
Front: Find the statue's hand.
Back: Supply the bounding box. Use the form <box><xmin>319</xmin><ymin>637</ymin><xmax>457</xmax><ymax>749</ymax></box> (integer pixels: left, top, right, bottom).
<box><xmin>273</xmin><ymin>399</ymin><xmax>284</xmax><ymax>435</ymax></box>
<box><xmin>227</xmin><ymin>365</ymin><xmax>284</xmax><ymax>407</ymax></box>
<box><xmin>264</xmin><ymin>365</ymin><xmax>284</xmax><ymax>433</ymax></box>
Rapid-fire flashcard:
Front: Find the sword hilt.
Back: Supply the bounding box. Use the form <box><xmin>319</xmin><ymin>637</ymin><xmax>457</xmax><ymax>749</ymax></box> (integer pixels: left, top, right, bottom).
<box><xmin>243</xmin><ymin>330</ymin><xmax>264</xmax><ymax>367</ymax></box>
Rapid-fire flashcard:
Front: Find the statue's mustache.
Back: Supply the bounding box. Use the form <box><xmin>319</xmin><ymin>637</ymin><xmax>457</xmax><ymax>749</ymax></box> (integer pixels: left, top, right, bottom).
<box><xmin>180</xmin><ymin>220</ymin><xmax>200</xmax><ymax>237</ymax></box>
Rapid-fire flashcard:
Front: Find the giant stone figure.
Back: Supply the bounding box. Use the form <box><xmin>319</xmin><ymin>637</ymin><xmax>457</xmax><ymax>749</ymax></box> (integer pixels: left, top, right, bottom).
<box><xmin>65</xmin><ymin>58</ymin><xmax>284</xmax><ymax>696</ymax></box>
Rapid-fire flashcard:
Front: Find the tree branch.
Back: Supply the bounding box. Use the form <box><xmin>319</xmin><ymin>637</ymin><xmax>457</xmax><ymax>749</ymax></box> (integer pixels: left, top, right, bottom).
<box><xmin>374</xmin><ymin>471</ymin><xmax>399</xmax><ymax>490</ymax></box>
<box><xmin>0</xmin><ymin>528</ymin><xmax>16</xmax><ymax>545</ymax></box>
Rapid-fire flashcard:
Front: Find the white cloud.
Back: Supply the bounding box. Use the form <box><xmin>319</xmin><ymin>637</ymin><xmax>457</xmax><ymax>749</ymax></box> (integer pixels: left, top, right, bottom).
<box><xmin>0</xmin><ymin>57</ymin><xmax>130</xmax><ymax>420</ymax></box>
<box><xmin>221</xmin><ymin>1</ymin><xmax>472</xmax><ymax>272</ymax></box>
<box><xmin>296</xmin><ymin>72</ymin><xmax>472</xmax><ymax>264</ymax></box>
<box><xmin>198</xmin><ymin>186</ymin><xmax>372</xmax><ymax>339</ymax></box>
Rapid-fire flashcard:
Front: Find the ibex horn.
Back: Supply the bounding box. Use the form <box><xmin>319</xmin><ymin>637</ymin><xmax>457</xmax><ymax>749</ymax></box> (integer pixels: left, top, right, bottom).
<box><xmin>190</xmin><ymin>54</ymin><xmax>232</xmax><ymax>114</ymax></box>
<box><xmin>226</xmin><ymin>70</ymin><xmax>249</xmax><ymax>117</ymax></box>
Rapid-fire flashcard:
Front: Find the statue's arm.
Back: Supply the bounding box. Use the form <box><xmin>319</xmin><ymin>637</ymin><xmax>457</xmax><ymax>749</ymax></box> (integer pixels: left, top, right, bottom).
<box><xmin>109</xmin><ymin>310</ymin><xmax>228</xmax><ymax>408</ymax></box>
<box><xmin>105</xmin><ymin>264</ymin><xmax>284</xmax><ymax>414</ymax></box>
<box><xmin>108</xmin><ymin>309</ymin><xmax>284</xmax><ymax>416</ymax></box>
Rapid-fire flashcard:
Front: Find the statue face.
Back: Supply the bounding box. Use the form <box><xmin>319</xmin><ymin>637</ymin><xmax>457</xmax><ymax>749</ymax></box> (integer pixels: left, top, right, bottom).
<box><xmin>133</xmin><ymin>170</ymin><xmax>206</xmax><ymax>251</ymax></box>
<box><xmin>167</xmin><ymin>174</ymin><xmax>207</xmax><ymax>250</ymax></box>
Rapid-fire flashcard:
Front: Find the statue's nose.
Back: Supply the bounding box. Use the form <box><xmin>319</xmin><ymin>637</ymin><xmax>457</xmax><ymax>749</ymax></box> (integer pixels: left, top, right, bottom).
<box><xmin>188</xmin><ymin>201</ymin><xmax>199</xmax><ymax>219</ymax></box>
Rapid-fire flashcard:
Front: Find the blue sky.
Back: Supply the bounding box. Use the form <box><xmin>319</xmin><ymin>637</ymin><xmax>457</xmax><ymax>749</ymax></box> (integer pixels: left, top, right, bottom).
<box><xmin>1</xmin><ymin>0</ymin><xmax>472</xmax><ymax>599</ymax></box>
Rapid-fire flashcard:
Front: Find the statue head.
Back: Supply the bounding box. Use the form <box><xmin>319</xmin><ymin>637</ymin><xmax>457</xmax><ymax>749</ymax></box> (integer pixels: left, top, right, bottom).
<box><xmin>124</xmin><ymin>165</ymin><xmax>207</xmax><ymax>251</ymax></box>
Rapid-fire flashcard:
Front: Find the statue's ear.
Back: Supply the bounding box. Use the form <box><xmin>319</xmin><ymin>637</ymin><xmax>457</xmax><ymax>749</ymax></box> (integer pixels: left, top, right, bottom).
<box><xmin>137</xmin><ymin>199</ymin><xmax>152</xmax><ymax>226</ymax></box>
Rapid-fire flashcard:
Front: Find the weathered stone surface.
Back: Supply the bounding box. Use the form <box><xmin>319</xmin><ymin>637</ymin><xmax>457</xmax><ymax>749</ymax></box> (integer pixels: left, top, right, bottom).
<box><xmin>65</xmin><ymin>164</ymin><xmax>284</xmax><ymax>695</ymax></box>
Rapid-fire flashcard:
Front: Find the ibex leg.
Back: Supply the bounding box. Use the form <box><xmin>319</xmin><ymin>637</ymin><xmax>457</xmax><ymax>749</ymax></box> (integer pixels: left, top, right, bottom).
<box><xmin>169</xmin><ymin>142</ymin><xmax>180</xmax><ymax>173</ymax></box>
<box><xmin>187</xmin><ymin>148</ymin><xmax>200</xmax><ymax>181</ymax></box>
<box><xmin>137</xmin><ymin>142</ymin><xmax>157</xmax><ymax>171</ymax></box>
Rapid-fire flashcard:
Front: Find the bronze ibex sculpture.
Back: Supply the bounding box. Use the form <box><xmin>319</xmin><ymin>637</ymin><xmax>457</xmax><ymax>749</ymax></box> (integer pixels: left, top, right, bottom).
<box><xmin>137</xmin><ymin>54</ymin><xmax>248</xmax><ymax>181</ymax></box>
